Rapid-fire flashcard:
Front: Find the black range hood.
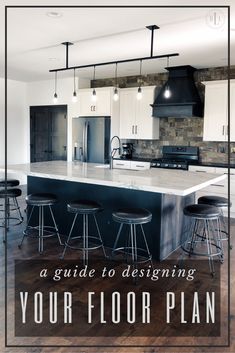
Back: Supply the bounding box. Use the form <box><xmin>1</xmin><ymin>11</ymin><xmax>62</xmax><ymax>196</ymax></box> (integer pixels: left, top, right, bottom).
<box><xmin>151</xmin><ymin>65</ymin><xmax>203</xmax><ymax>118</ymax></box>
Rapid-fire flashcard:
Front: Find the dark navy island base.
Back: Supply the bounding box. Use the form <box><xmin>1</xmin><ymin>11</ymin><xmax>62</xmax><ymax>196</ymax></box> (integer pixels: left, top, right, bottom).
<box><xmin>27</xmin><ymin>176</ymin><xmax>194</xmax><ymax>261</ymax></box>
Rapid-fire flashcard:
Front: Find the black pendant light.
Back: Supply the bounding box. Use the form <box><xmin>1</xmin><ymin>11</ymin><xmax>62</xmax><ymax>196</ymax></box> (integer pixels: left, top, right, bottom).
<box><xmin>53</xmin><ymin>71</ymin><xmax>58</xmax><ymax>104</ymax></box>
<box><xmin>72</xmin><ymin>68</ymin><xmax>78</xmax><ymax>102</ymax></box>
<box><xmin>91</xmin><ymin>66</ymin><xmax>97</xmax><ymax>102</ymax></box>
<box><xmin>136</xmin><ymin>59</ymin><xmax>143</xmax><ymax>100</ymax></box>
<box><xmin>113</xmin><ymin>63</ymin><xmax>119</xmax><ymax>101</ymax></box>
<box><xmin>164</xmin><ymin>56</ymin><xmax>171</xmax><ymax>99</ymax></box>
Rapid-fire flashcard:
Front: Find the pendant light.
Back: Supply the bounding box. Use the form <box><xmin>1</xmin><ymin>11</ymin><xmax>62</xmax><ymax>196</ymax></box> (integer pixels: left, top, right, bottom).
<box><xmin>72</xmin><ymin>68</ymin><xmax>78</xmax><ymax>103</ymax></box>
<box><xmin>136</xmin><ymin>60</ymin><xmax>143</xmax><ymax>100</ymax></box>
<box><xmin>53</xmin><ymin>71</ymin><xmax>58</xmax><ymax>104</ymax></box>
<box><xmin>91</xmin><ymin>66</ymin><xmax>97</xmax><ymax>102</ymax></box>
<box><xmin>113</xmin><ymin>63</ymin><xmax>119</xmax><ymax>101</ymax></box>
<box><xmin>164</xmin><ymin>57</ymin><xmax>171</xmax><ymax>99</ymax></box>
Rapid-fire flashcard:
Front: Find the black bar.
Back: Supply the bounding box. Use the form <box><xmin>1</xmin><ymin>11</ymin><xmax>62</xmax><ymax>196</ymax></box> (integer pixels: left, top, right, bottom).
<box><xmin>61</xmin><ymin>42</ymin><xmax>73</xmax><ymax>69</ymax></box>
<box><xmin>146</xmin><ymin>25</ymin><xmax>160</xmax><ymax>57</ymax></box>
<box><xmin>49</xmin><ymin>53</ymin><xmax>179</xmax><ymax>73</ymax></box>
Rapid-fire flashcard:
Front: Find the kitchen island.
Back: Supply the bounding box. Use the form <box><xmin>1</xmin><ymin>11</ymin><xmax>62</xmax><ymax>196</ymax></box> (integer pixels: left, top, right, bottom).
<box><xmin>6</xmin><ymin>161</ymin><xmax>226</xmax><ymax>260</ymax></box>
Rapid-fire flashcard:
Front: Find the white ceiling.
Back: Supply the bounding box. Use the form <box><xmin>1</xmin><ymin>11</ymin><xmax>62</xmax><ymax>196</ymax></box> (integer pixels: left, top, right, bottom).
<box><xmin>1</xmin><ymin>1</ymin><xmax>235</xmax><ymax>82</ymax></box>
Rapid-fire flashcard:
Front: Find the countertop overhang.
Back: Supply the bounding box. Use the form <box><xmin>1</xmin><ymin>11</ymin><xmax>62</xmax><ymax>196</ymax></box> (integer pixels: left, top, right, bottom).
<box><xmin>3</xmin><ymin>161</ymin><xmax>227</xmax><ymax>197</ymax></box>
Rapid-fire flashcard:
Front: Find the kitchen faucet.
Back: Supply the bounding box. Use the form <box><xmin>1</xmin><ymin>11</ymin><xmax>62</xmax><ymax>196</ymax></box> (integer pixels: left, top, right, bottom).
<box><xmin>110</xmin><ymin>135</ymin><xmax>121</xmax><ymax>169</ymax></box>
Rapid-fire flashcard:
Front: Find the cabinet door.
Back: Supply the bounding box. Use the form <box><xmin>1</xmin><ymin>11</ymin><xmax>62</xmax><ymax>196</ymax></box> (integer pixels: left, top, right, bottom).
<box><xmin>119</xmin><ymin>90</ymin><xmax>136</xmax><ymax>139</ymax></box>
<box><xmin>203</xmin><ymin>83</ymin><xmax>228</xmax><ymax>141</ymax></box>
<box><xmin>95</xmin><ymin>90</ymin><xmax>111</xmax><ymax>116</ymax></box>
<box><xmin>135</xmin><ymin>87</ymin><xmax>159</xmax><ymax>140</ymax></box>
<box><xmin>230</xmin><ymin>81</ymin><xmax>235</xmax><ymax>141</ymax></box>
<box><xmin>78</xmin><ymin>89</ymin><xmax>111</xmax><ymax>116</ymax></box>
<box><xmin>78</xmin><ymin>90</ymin><xmax>95</xmax><ymax>116</ymax></box>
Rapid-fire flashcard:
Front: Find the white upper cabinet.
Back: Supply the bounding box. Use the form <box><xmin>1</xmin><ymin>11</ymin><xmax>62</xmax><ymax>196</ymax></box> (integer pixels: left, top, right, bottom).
<box><xmin>77</xmin><ymin>87</ymin><xmax>120</xmax><ymax>138</ymax></box>
<box><xmin>203</xmin><ymin>80</ymin><xmax>235</xmax><ymax>142</ymax></box>
<box><xmin>78</xmin><ymin>88</ymin><xmax>112</xmax><ymax>117</ymax></box>
<box><xmin>119</xmin><ymin>86</ymin><xmax>159</xmax><ymax>140</ymax></box>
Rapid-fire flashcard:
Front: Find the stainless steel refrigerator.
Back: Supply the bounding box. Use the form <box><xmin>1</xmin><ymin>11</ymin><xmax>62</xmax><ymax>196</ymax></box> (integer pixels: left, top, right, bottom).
<box><xmin>72</xmin><ymin>116</ymin><xmax>111</xmax><ymax>163</ymax></box>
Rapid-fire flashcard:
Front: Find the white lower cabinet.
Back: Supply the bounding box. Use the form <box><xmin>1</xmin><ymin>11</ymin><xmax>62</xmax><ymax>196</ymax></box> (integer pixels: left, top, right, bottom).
<box><xmin>130</xmin><ymin>161</ymin><xmax>151</xmax><ymax>170</ymax></box>
<box><xmin>112</xmin><ymin>160</ymin><xmax>131</xmax><ymax>169</ymax></box>
<box><xmin>112</xmin><ymin>160</ymin><xmax>150</xmax><ymax>170</ymax></box>
<box><xmin>189</xmin><ymin>165</ymin><xmax>235</xmax><ymax>218</ymax></box>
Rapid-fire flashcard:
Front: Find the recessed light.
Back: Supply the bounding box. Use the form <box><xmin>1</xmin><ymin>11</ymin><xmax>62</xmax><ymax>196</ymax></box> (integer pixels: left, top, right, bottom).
<box><xmin>46</xmin><ymin>11</ymin><xmax>62</xmax><ymax>18</ymax></box>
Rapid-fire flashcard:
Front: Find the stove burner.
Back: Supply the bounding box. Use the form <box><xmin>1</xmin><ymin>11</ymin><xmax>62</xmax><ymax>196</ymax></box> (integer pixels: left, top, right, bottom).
<box><xmin>151</xmin><ymin>159</ymin><xmax>188</xmax><ymax>170</ymax></box>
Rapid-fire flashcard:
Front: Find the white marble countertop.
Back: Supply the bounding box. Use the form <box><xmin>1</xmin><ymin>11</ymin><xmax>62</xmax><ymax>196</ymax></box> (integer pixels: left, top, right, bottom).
<box><xmin>3</xmin><ymin>161</ymin><xmax>227</xmax><ymax>196</ymax></box>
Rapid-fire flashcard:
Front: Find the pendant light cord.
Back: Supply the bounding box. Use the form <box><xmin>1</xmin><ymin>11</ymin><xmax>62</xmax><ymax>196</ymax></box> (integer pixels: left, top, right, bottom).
<box><xmin>93</xmin><ymin>65</ymin><xmax>96</xmax><ymax>81</ymax></box>
<box><xmin>73</xmin><ymin>68</ymin><xmax>76</xmax><ymax>92</ymax></box>
<box><xmin>167</xmin><ymin>56</ymin><xmax>169</xmax><ymax>69</ymax></box>
<box><xmin>55</xmin><ymin>71</ymin><xmax>57</xmax><ymax>93</ymax></box>
<box><xmin>115</xmin><ymin>62</ymin><xmax>118</xmax><ymax>87</ymax></box>
<box><xmin>139</xmin><ymin>59</ymin><xmax>143</xmax><ymax>87</ymax></box>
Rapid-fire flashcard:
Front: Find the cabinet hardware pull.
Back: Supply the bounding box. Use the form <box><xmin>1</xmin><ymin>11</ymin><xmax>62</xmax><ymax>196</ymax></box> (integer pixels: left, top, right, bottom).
<box><xmin>222</xmin><ymin>125</ymin><xmax>225</xmax><ymax>135</ymax></box>
<box><xmin>132</xmin><ymin>125</ymin><xmax>134</xmax><ymax>134</ymax></box>
<box><xmin>195</xmin><ymin>170</ymin><xmax>206</xmax><ymax>173</ymax></box>
<box><xmin>211</xmin><ymin>184</ymin><xmax>224</xmax><ymax>187</ymax></box>
<box><xmin>226</xmin><ymin>125</ymin><xmax>228</xmax><ymax>135</ymax></box>
<box><xmin>116</xmin><ymin>163</ymin><xmax>125</xmax><ymax>166</ymax></box>
<box><xmin>135</xmin><ymin>125</ymin><xmax>137</xmax><ymax>134</ymax></box>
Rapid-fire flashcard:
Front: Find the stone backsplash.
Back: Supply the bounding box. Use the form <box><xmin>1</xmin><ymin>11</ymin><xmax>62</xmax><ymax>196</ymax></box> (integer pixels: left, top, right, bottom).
<box><xmin>92</xmin><ymin>66</ymin><xmax>235</xmax><ymax>164</ymax></box>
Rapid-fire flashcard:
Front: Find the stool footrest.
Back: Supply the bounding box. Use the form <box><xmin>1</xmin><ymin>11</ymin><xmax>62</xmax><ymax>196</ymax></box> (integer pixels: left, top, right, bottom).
<box><xmin>23</xmin><ymin>225</ymin><xmax>60</xmax><ymax>239</ymax></box>
<box><xmin>182</xmin><ymin>241</ymin><xmax>222</xmax><ymax>258</ymax></box>
<box><xmin>112</xmin><ymin>246</ymin><xmax>152</xmax><ymax>264</ymax></box>
<box><xmin>65</xmin><ymin>235</ymin><xmax>103</xmax><ymax>251</ymax></box>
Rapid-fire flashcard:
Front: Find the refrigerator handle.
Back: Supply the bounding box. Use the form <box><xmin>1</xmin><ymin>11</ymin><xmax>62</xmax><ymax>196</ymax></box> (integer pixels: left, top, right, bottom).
<box><xmin>84</xmin><ymin>121</ymin><xmax>89</xmax><ymax>162</ymax></box>
<box><xmin>82</xmin><ymin>122</ymin><xmax>86</xmax><ymax>162</ymax></box>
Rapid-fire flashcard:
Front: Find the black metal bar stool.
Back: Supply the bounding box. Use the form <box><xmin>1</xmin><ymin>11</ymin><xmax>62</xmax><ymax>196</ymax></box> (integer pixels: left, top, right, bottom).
<box><xmin>198</xmin><ymin>196</ymin><xmax>231</xmax><ymax>247</ymax></box>
<box><xmin>19</xmin><ymin>193</ymin><xmax>62</xmax><ymax>254</ymax></box>
<box><xmin>182</xmin><ymin>204</ymin><xmax>223</xmax><ymax>276</ymax></box>
<box><xmin>61</xmin><ymin>200</ymin><xmax>106</xmax><ymax>264</ymax></box>
<box><xmin>0</xmin><ymin>188</ymin><xmax>23</xmax><ymax>232</ymax></box>
<box><xmin>112</xmin><ymin>208</ymin><xmax>153</xmax><ymax>269</ymax></box>
<box><xmin>0</xmin><ymin>179</ymin><xmax>20</xmax><ymax>188</ymax></box>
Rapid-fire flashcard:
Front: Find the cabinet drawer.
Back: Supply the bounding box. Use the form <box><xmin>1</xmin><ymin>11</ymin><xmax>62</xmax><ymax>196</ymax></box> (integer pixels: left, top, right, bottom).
<box><xmin>130</xmin><ymin>161</ymin><xmax>150</xmax><ymax>170</ymax></box>
<box><xmin>189</xmin><ymin>165</ymin><xmax>216</xmax><ymax>173</ymax></box>
<box><xmin>112</xmin><ymin>160</ymin><xmax>131</xmax><ymax>169</ymax></box>
<box><xmin>202</xmin><ymin>183</ymin><xmax>227</xmax><ymax>195</ymax></box>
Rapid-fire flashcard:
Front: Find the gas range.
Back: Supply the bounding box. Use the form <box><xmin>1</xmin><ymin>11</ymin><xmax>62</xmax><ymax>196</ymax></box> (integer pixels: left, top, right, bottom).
<box><xmin>150</xmin><ymin>146</ymin><xmax>199</xmax><ymax>171</ymax></box>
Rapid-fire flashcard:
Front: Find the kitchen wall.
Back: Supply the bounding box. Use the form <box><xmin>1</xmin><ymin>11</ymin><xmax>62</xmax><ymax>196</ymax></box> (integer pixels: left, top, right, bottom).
<box><xmin>0</xmin><ymin>78</ymin><xmax>28</xmax><ymax>166</ymax></box>
<box><xmin>92</xmin><ymin>65</ymin><xmax>235</xmax><ymax>164</ymax></box>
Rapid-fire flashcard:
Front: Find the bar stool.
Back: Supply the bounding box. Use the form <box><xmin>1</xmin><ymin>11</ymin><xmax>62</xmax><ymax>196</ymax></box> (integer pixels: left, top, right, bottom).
<box><xmin>0</xmin><ymin>179</ymin><xmax>20</xmax><ymax>188</ymax></box>
<box><xmin>198</xmin><ymin>196</ymin><xmax>231</xmax><ymax>245</ymax></box>
<box><xmin>112</xmin><ymin>208</ymin><xmax>153</xmax><ymax>270</ymax></box>
<box><xmin>61</xmin><ymin>199</ymin><xmax>106</xmax><ymax>264</ymax></box>
<box><xmin>182</xmin><ymin>204</ymin><xmax>223</xmax><ymax>276</ymax></box>
<box><xmin>18</xmin><ymin>193</ymin><xmax>62</xmax><ymax>254</ymax></box>
<box><xmin>0</xmin><ymin>188</ymin><xmax>23</xmax><ymax>231</ymax></box>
